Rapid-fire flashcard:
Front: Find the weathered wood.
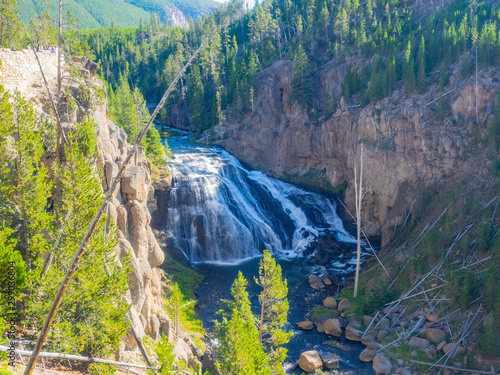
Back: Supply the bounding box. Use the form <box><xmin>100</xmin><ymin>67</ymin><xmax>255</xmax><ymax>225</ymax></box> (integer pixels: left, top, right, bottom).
<box><xmin>410</xmin><ymin>360</ymin><xmax>497</xmax><ymax>374</ymax></box>
<box><xmin>423</xmin><ymin>86</ymin><xmax>458</xmax><ymax>107</ymax></box>
<box><xmin>23</xmin><ymin>30</ymin><xmax>218</xmax><ymax>375</ymax></box>
<box><xmin>0</xmin><ymin>346</ymin><xmax>156</xmax><ymax>370</ymax></box>
<box><xmin>361</xmin><ymin>311</ymin><xmax>379</xmax><ymax>338</ymax></box>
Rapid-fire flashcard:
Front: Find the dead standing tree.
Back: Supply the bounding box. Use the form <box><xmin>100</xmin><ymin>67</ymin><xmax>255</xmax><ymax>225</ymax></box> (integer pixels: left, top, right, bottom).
<box><xmin>353</xmin><ymin>144</ymin><xmax>366</xmax><ymax>298</ymax></box>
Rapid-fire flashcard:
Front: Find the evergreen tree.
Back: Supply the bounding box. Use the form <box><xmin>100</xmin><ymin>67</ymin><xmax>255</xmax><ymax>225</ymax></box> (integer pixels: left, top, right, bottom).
<box><xmin>256</xmin><ymin>250</ymin><xmax>292</xmax><ymax>375</ymax></box>
<box><xmin>0</xmin><ymin>0</ymin><xmax>22</xmax><ymax>48</ymax></box>
<box><xmin>186</xmin><ymin>64</ymin><xmax>205</xmax><ymax>130</ymax></box>
<box><xmin>403</xmin><ymin>40</ymin><xmax>416</xmax><ymax>93</ymax></box>
<box><xmin>417</xmin><ymin>36</ymin><xmax>426</xmax><ymax>93</ymax></box>
<box><xmin>290</xmin><ymin>43</ymin><xmax>312</xmax><ymax>107</ymax></box>
<box><xmin>215</xmin><ymin>272</ymin><xmax>272</xmax><ymax>375</ymax></box>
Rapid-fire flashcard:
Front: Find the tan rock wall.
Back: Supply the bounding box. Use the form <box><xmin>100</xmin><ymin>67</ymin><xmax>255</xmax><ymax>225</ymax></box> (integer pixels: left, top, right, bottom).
<box><xmin>0</xmin><ymin>48</ymin><xmax>61</xmax><ymax>94</ymax></box>
<box><xmin>210</xmin><ymin>60</ymin><xmax>499</xmax><ymax>245</ymax></box>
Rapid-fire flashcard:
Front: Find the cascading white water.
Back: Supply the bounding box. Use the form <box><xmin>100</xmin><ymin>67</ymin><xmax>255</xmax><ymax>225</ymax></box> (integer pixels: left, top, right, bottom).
<box><xmin>162</xmin><ymin>134</ymin><xmax>355</xmax><ymax>264</ymax></box>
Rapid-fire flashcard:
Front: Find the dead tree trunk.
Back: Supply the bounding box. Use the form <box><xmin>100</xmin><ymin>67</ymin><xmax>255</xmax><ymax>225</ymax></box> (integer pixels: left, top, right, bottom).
<box><xmin>353</xmin><ymin>144</ymin><xmax>364</xmax><ymax>298</ymax></box>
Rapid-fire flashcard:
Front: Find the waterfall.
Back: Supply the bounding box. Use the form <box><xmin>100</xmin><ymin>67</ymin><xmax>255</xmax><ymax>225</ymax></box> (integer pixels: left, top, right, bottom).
<box><xmin>161</xmin><ymin>135</ymin><xmax>355</xmax><ymax>264</ymax></box>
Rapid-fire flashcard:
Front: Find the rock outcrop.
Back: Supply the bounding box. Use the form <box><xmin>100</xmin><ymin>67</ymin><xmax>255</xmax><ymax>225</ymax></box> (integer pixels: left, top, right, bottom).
<box><xmin>0</xmin><ymin>50</ymin><xmax>200</xmax><ymax>368</ymax></box>
<box><xmin>193</xmin><ymin>59</ymin><xmax>499</xmax><ymax>245</ymax></box>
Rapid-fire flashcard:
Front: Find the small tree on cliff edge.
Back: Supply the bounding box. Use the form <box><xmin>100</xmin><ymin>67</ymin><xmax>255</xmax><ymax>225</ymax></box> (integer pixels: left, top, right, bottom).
<box><xmin>290</xmin><ymin>43</ymin><xmax>312</xmax><ymax>108</ymax></box>
<box><xmin>256</xmin><ymin>250</ymin><xmax>292</xmax><ymax>374</ymax></box>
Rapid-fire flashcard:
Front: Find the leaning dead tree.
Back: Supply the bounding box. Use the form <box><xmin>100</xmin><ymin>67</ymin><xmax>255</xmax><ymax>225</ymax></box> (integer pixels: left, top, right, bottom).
<box><xmin>353</xmin><ymin>144</ymin><xmax>365</xmax><ymax>298</ymax></box>
<box><xmin>23</xmin><ymin>30</ymin><xmax>218</xmax><ymax>375</ymax></box>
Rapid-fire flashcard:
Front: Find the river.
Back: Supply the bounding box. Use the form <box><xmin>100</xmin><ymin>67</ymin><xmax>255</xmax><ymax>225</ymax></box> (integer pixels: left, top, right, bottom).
<box><xmin>159</xmin><ymin>129</ymin><xmax>374</xmax><ymax>374</ymax></box>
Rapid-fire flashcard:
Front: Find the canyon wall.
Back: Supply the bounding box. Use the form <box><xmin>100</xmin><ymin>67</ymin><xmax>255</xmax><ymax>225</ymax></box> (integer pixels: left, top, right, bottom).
<box><xmin>208</xmin><ymin>59</ymin><xmax>498</xmax><ymax>245</ymax></box>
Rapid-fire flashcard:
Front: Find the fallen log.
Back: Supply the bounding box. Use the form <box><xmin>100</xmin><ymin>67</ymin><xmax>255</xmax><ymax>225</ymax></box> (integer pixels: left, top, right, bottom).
<box><xmin>410</xmin><ymin>360</ymin><xmax>498</xmax><ymax>374</ymax></box>
<box><xmin>0</xmin><ymin>346</ymin><xmax>156</xmax><ymax>371</ymax></box>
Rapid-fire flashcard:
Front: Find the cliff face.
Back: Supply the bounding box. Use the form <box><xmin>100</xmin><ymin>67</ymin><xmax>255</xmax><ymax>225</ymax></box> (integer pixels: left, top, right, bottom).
<box><xmin>206</xmin><ymin>59</ymin><xmax>498</xmax><ymax>245</ymax></box>
<box><xmin>0</xmin><ymin>50</ymin><xmax>201</xmax><ymax>368</ymax></box>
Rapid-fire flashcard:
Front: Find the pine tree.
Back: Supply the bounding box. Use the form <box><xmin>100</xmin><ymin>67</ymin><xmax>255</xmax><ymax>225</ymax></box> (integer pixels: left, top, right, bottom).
<box><xmin>215</xmin><ymin>272</ymin><xmax>272</xmax><ymax>375</ymax></box>
<box><xmin>290</xmin><ymin>43</ymin><xmax>312</xmax><ymax>107</ymax></box>
<box><xmin>320</xmin><ymin>2</ymin><xmax>330</xmax><ymax>39</ymax></box>
<box><xmin>0</xmin><ymin>0</ymin><xmax>22</xmax><ymax>48</ymax></box>
<box><xmin>256</xmin><ymin>250</ymin><xmax>292</xmax><ymax>375</ymax></box>
<box><xmin>417</xmin><ymin>36</ymin><xmax>426</xmax><ymax>93</ymax></box>
<box><xmin>187</xmin><ymin>64</ymin><xmax>205</xmax><ymax>130</ymax></box>
<box><xmin>403</xmin><ymin>40</ymin><xmax>416</xmax><ymax>94</ymax></box>
<box><xmin>27</xmin><ymin>119</ymin><xmax>131</xmax><ymax>357</ymax></box>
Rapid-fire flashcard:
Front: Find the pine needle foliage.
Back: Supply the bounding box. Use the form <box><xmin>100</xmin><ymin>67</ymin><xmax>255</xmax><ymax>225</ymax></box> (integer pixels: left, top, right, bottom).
<box><xmin>214</xmin><ymin>272</ymin><xmax>272</xmax><ymax>375</ymax></box>
<box><xmin>255</xmin><ymin>250</ymin><xmax>292</xmax><ymax>375</ymax></box>
<box><xmin>0</xmin><ymin>87</ymin><xmax>130</xmax><ymax>359</ymax></box>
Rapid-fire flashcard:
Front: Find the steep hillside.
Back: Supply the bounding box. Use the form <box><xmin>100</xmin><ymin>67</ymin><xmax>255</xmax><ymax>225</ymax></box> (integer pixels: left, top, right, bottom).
<box><xmin>18</xmin><ymin>0</ymin><xmax>219</xmax><ymax>29</ymax></box>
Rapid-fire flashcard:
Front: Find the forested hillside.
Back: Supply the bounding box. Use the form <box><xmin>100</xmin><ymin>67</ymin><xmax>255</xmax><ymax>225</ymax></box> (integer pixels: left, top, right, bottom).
<box><xmin>86</xmin><ymin>0</ymin><xmax>500</xmax><ymax>132</ymax></box>
<box><xmin>17</xmin><ymin>0</ymin><xmax>219</xmax><ymax>29</ymax></box>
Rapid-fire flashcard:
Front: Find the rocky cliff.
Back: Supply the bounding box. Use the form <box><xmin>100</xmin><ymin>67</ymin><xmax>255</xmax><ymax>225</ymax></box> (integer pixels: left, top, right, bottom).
<box><xmin>0</xmin><ymin>50</ymin><xmax>201</xmax><ymax>369</ymax></box>
<box><xmin>202</xmin><ymin>59</ymin><xmax>498</xmax><ymax>246</ymax></box>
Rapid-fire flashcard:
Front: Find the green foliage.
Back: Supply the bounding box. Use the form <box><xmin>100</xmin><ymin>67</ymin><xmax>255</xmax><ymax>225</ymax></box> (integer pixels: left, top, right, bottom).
<box><xmin>108</xmin><ymin>79</ymin><xmax>167</xmax><ymax>165</ymax></box>
<box><xmin>155</xmin><ymin>334</ymin><xmax>178</xmax><ymax>375</ymax></box>
<box><xmin>255</xmin><ymin>250</ymin><xmax>292</xmax><ymax>374</ymax></box>
<box><xmin>0</xmin><ymin>0</ymin><xmax>23</xmax><ymax>49</ymax></box>
<box><xmin>311</xmin><ymin>305</ymin><xmax>338</xmax><ymax>320</ymax></box>
<box><xmin>0</xmin><ymin>89</ymin><xmax>130</xmax><ymax>359</ymax></box>
<box><xmin>168</xmin><ymin>283</ymin><xmax>183</xmax><ymax>335</ymax></box>
<box><xmin>162</xmin><ymin>255</ymin><xmax>204</xmax><ymax>347</ymax></box>
<box><xmin>215</xmin><ymin>272</ymin><xmax>272</xmax><ymax>375</ymax></box>
<box><xmin>480</xmin><ymin>318</ymin><xmax>500</xmax><ymax>358</ymax></box>
<box><xmin>290</xmin><ymin>43</ymin><xmax>312</xmax><ymax>107</ymax></box>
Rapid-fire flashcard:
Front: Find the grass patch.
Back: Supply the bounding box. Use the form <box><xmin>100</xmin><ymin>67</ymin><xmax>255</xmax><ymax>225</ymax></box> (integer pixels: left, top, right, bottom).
<box><xmin>161</xmin><ymin>255</ymin><xmax>205</xmax><ymax>348</ymax></box>
<box><xmin>312</xmin><ymin>306</ymin><xmax>339</xmax><ymax>320</ymax></box>
<box><xmin>388</xmin><ymin>345</ymin><xmax>443</xmax><ymax>371</ymax></box>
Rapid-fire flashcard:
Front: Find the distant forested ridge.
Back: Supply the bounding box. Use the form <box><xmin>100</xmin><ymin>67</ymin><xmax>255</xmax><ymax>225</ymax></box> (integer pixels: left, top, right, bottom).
<box><xmin>17</xmin><ymin>0</ymin><xmax>219</xmax><ymax>29</ymax></box>
<box><xmin>84</xmin><ymin>0</ymin><xmax>500</xmax><ymax>133</ymax></box>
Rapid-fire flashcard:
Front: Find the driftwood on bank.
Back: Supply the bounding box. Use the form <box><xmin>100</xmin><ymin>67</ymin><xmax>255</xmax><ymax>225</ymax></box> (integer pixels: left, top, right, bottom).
<box><xmin>23</xmin><ymin>30</ymin><xmax>218</xmax><ymax>375</ymax></box>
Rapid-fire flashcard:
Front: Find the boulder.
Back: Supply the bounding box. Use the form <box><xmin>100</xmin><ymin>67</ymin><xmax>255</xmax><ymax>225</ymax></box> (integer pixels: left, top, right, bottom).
<box><xmin>364</xmin><ymin>315</ymin><xmax>375</xmax><ymax>326</ymax></box>
<box><xmin>322</xmin><ymin>272</ymin><xmax>333</xmax><ymax>285</ymax></box>
<box><xmin>366</xmin><ymin>341</ymin><xmax>382</xmax><ymax>350</ymax></box>
<box><xmin>323</xmin><ymin>318</ymin><xmax>342</xmax><ymax>337</ymax></box>
<box><xmin>442</xmin><ymin>343</ymin><xmax>464</xmax><ymax>358</ymax></box>
<box><xmin>345</xmin><ymin>324</ymin><xmax>362</xmax><ymax>341</ymax></box>
<box><xmin>337</xmin><ymin>299</ymin><xmax>352</xmax><ymax>312</ymax></box>
<box><xmin>396</xmin><ymin>369</ymin><xmax>412</xmax><ymax>375</ymax></box>
<box><xmin>426</xmin><ymin>314</ymin><xmax>438</xmax><ymax>322</ymax></box>
<box><xmin>298</xmin><ymin>351</ymin><xmax>323</xmax><ymax>373</ymax></box>
<box><xmin>420</xmin><ymin>328</ymin><xmax>446</xmax><ymax>344</ymax></box>
<box><xmin>308</xmin><ymin>274</ymin><xmax>325</xmax><ymax>289</ymax></box>
<box><xmin>361</xmin><ymin>335</ymin><xmax>376</xmax><ymax>345</ymax></box>
<box><xmin>298</xmin><ymin>321</ymin><xmax>314</xmax><ymax>331</ymax></box>
<box><xmin>121</xmin><ymin>165</ymin><xmax>148</xmax><ymax>202</ymax></box>
<box><xmin>377</xmin><ymin>330</ymin><xmax>388</xmax><ymax>341</ymax></box>
<box><xmin>378</xmin><ymin>318</ymin><xmax>390</xmax><ymax>330</ymax></box>
<box><xmin>359</xmin><ymin>349</ymin><xmax>377</xmax><ymax>362</ymax></box>
<box><xmin>316</xmin><ymin>323</ymin><xmax>325</xmax><ymax>334</ymax></box>
<box><xmin>373</xmin><ymin>353</ymin><xmax>393</xmax><ymax>375</ymax></box>
<box><xmin>409</xmin><ymin>336</ymin><xmax>430</xmax><ymax>351</ymax></box>
<box><xmin>437</xmin><ymin>340</ymin><xmax>446</xmax><ymax>351</ymax></box>
<box><xmin>321</xmin><ymin>353</ymin><xmax>340</xmax><ymax>369</ymax></box>
<box><xmin>323</xmin><ymin>296</ymin><xmax>337</xmax><ymax>309</ymax></box>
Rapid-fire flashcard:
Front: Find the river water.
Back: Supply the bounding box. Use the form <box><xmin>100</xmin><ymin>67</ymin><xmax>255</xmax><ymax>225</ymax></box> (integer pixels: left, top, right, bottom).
<box><xmin>160</xmin><ymin>129</ymin><xmax>374</xmax><ymax>374</ymax></box>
